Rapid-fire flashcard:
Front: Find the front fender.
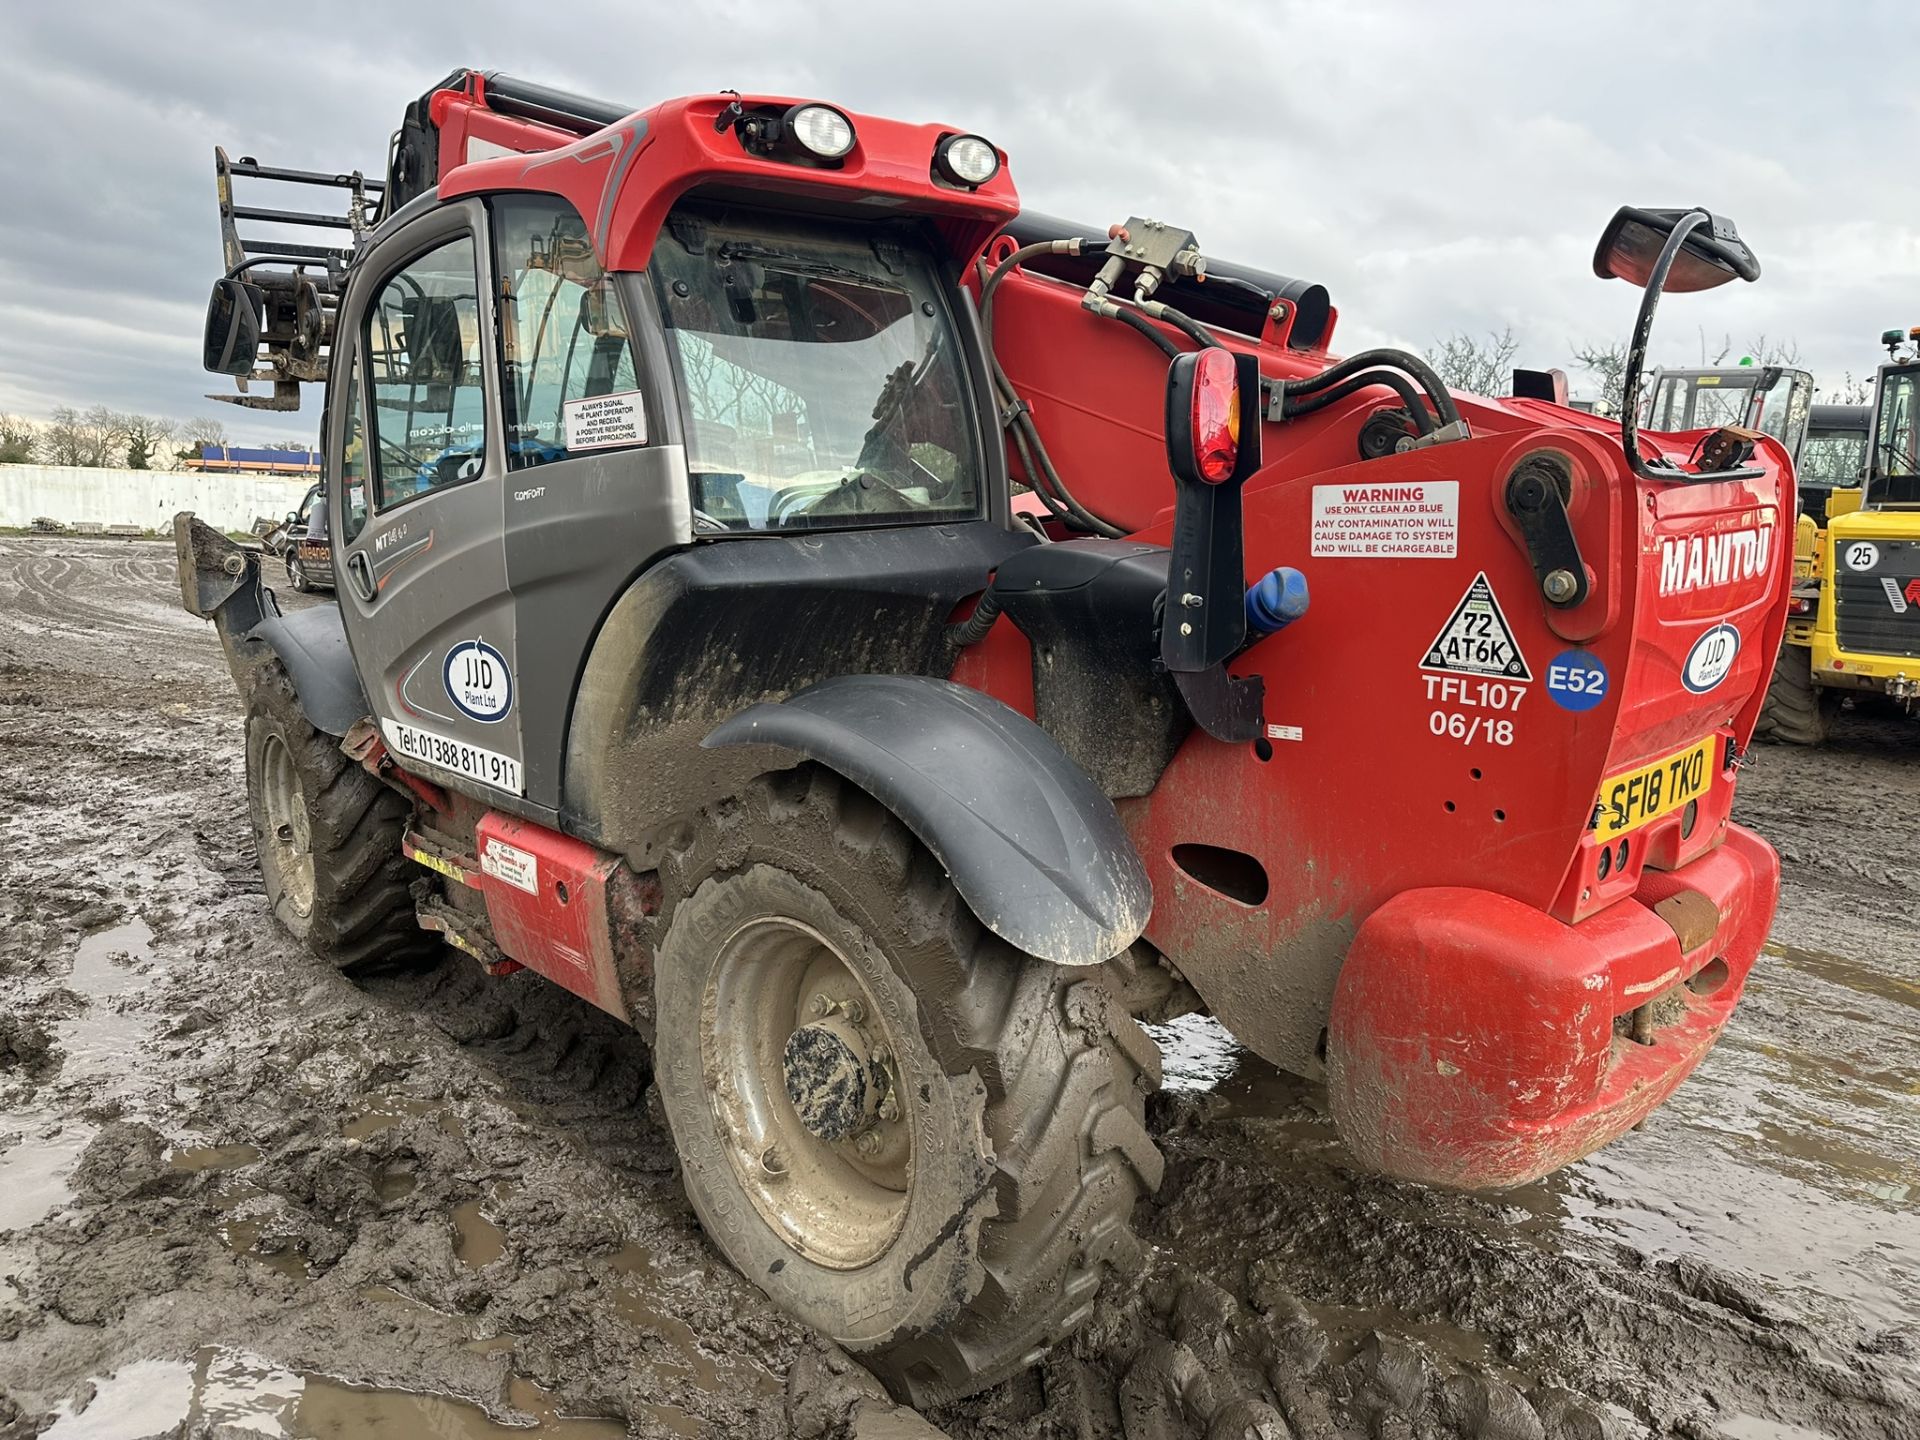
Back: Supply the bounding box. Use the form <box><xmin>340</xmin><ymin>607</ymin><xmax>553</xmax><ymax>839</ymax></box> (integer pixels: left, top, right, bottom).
<box><xmin>705</xmin><ymin>674</ymin><xmax>1151</xmax><ymax>966</ymax></box>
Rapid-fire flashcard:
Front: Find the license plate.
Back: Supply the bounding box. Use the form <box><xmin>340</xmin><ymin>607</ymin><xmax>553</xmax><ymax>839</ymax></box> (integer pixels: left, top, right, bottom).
<box><xmin>1592</xmin><ymin>735</ymin><xmax>1718</xmax><ymax>842</ymax></box>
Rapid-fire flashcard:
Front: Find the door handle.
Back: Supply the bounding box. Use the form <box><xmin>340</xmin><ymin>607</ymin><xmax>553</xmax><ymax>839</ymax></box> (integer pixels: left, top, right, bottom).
<box><xmin>345</xmin><ymin>551</ymin><xmax>378</xmax><ymax>603</ymax></box>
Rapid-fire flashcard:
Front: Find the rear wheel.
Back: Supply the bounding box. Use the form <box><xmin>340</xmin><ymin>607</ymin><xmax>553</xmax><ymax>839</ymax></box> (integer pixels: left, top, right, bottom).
<box><xmin>244</xmin><ymin>663</ymin><xmax>436</xmax><ymax>974</ymax></box>
<box><xmin>1755</xmin><ymin>640</ymin><xmax>1837</xmax><ymax>747</ymax></box>
<box><xmin>285</xmin><ymin>553</ymin><xmax>312</xmax><ymax>592</ymax></box>
<box><xmin>651</xmin><ymin>766</ymin><xmax>1162</xmax><ymax>1406</ymax></box>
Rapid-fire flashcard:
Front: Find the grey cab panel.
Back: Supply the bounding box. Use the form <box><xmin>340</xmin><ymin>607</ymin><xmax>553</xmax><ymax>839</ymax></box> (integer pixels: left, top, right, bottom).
<box><xmin>329</xmin><ymin>199</ymin><xmax>530</xmax><ymax>812</ymax></box>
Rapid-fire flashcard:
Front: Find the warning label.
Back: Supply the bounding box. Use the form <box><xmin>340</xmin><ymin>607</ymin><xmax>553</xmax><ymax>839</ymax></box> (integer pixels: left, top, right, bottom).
<box><xmin>1420</xmin><ymin>572</ymin><xmax>1532</xmax><ymax>680</ymax></box>
<box><xmin>563</xmin><ymin>390</ymin><xmax>647</xmax><ymax>452</ymax></box>
<box><xmin>1311</xmin><ymin>480</ymin><xmax>1458</xmax><ymax>558</ymax></box>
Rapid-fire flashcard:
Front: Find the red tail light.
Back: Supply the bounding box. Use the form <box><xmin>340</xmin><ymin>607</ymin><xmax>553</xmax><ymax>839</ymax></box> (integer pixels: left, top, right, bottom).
<box><xmin>1190</xmin><ymin>348</ymin><xmax>1241</xmax><ymax>483</ymax></box>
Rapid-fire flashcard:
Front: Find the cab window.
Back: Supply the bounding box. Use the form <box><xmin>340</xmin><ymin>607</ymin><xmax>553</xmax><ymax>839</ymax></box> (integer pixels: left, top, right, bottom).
<box><xmin>1871</xmin><ymin>370</ymin><xmax>1920</xmax><ymax>506</ymax></box>
<box><xmin>365</xmin><ymin>235</ymin><xmax>489</xmax><ymax>509</ymax></box>
<box><xmin>338</xmin><ymin>353</ymin><xmax>370</xmax><ymax>541</ymax></box>
<box><xmin>492</xmin><ymin>195</ymin><xmax>643</xmax><ymax>468</ymax></box>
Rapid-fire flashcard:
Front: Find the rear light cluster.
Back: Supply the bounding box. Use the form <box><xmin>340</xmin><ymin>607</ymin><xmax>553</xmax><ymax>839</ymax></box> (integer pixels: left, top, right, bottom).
<box><xmin>1189</xmin><ymin>348</ymin><xmax>1242</xmax><ymax>483</ymax></box>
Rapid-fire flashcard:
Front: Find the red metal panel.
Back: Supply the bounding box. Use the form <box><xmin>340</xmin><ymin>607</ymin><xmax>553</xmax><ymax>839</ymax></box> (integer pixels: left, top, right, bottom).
<box><xmin>472</xmin><ymin>813</ymin><xmax>630</xmax><ymax>1022</ymax></box>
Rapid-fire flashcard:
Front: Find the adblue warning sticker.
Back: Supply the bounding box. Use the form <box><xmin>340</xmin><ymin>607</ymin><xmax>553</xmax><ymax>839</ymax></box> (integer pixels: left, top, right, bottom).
<box><xmin>1420</xmin><ymin>572</ymin><xmax>1532</xmax><ymax>681</ymax></box>
<box><xmin>1311</xmin><ymin>480</ymin><xmax>1458</xmax><ymax>558</ymax></box>
<box><xmin>1545</xmin><ymin>648</ymin><xmax>1609</xmax><ymax>711</ymax></box>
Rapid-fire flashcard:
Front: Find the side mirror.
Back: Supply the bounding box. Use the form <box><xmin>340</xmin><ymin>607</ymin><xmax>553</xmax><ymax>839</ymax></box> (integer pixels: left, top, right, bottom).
<box><xmin>204</xmin><ymin>278</ymin><xmax>265</xmax><ymax>376</ymax></box>
<box><xmin>1593</xmin><ymin>206</ymin><xmax>1759</xmax><ymax>293</ymax></box>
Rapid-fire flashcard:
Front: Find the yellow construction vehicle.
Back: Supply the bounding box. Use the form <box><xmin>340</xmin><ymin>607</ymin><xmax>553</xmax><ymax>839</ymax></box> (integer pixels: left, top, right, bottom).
<box><xmin>1760</xmin><ymin>328</ymin><xmax>1920</xmax><ymax>744</ymax></box>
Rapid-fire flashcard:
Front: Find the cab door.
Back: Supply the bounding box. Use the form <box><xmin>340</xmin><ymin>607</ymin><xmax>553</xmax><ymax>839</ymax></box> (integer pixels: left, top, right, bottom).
<box><xmin>329</xmin><ymin>199</ymin><xmax>530</xmax><ymax>809</ymax></box>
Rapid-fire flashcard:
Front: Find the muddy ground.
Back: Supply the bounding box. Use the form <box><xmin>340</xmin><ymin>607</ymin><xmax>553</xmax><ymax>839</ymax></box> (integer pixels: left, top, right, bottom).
<box><xmin>0</xmin><ymin>536</ymin><xmax>1915</xmax><ymax>1440</ymax></box>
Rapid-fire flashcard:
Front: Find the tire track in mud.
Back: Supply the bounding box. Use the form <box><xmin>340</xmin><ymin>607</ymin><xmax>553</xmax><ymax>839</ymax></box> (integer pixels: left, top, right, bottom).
<box><xmin>0</xmin><ymin>537</ymin><xmax>1916</xmax><ymax>1440</ymax></box>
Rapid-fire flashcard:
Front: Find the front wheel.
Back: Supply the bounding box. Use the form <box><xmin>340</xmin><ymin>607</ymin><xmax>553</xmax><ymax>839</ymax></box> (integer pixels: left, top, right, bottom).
<box><xmin>1755</xmin><ymin>640</ymin><xmax>1838</xmax><ymax>747</ymax></box>
<box><xmin>244</xmin><ymin>663</ymin><xmax>437</xmax><ymax>974</ymax></box>
<box><xmin>651</xmin><ymin>767</ymin><xmax>1162</xmax><ymax>1406</ymax></box>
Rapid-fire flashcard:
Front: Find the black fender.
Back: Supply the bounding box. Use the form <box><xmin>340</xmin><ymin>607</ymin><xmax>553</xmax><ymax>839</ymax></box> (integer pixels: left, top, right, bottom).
<box><xmin>174</xmin><ymin>512</ymin><xmax>369</xmax><ymax>736</ymax></box>
<box><xmin>704</xmin><ymin>674</ymin><xmax>1152</xmax><ymax>967</ymax></box>
<box><xmin>248</xmin><ymin>604</ymin><xmax>370</xmax><ymax>736</ymax></box>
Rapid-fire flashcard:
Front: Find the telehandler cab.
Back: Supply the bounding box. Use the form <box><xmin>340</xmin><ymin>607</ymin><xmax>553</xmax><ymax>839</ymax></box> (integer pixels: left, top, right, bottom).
<box><xmin>179</xmin><ymin>71</ymin><xmax>1791</xmax><ymax>1401</ymax></box>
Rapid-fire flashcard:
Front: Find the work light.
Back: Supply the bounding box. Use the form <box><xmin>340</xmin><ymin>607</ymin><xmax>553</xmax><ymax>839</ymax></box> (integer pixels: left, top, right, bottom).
<box><xmin>785</xmin><ymin>104</ymin><xmax>855</xmax><ymax>160</ymax></box>
<box><xmin>934</xmin><ymin>134</ymin><xmax>999</xmax><ymax>188</ymax></box>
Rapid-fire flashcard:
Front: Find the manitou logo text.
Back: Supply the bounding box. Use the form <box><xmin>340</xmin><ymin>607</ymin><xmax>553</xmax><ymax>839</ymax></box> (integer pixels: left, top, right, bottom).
<box><xmin>1659</xmin><ymin>525</ymin><xmax>1773</xmax><ymax>597</ymax></box>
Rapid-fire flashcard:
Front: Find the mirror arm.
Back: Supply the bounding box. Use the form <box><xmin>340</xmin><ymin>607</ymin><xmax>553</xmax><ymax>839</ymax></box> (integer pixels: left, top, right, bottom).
<box><xmin>1620</xmin><ymin>210</ymin><xmax>1764</xmax><ymax>483</ymax></box>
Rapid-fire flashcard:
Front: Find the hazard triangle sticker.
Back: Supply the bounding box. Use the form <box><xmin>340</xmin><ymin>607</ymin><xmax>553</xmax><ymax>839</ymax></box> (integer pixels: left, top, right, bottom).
<box><xmin>1420</xmin><ymin>572</ymin><xmax>1532</xmax><ymax>680</ymax></box>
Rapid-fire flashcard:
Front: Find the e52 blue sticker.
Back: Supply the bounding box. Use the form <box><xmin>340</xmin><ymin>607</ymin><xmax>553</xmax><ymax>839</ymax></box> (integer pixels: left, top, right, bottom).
<box><xmin>1544</xmin><ymin>648</ymin><xmax>1609</xmax><ymax>711</ymax></box>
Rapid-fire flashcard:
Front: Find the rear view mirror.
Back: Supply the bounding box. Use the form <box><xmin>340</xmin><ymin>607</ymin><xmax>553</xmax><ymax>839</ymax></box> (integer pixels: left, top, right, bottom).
<box><xmin>1593</xmin><ymin>206</ymin><xmax>1760</xmax><ymax>293</ymax></box>
<box><xmin>204</xmin><ymin>278</ymin><xmax>265</xmax><ymax>375</ymax></box>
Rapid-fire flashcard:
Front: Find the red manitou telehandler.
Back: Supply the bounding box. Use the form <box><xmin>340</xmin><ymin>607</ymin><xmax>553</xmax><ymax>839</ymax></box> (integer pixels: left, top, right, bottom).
<box><xmin>178</xmin><ymin>70</ymin><xmax>1789</xmax><ymax>1402</ymax></box>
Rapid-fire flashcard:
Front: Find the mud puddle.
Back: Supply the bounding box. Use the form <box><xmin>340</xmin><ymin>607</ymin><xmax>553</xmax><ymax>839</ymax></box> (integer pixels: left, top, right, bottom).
<box><xmin>40</xmin><ymin>1345</ymin><xmax>625</xmax><ymax>1439</ymax></box>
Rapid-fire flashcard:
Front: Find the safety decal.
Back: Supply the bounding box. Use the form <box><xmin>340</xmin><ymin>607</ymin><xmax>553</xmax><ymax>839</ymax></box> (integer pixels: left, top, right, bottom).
<box><xmin>1844</xmin><ymin>541</ymin><xmax>1881</xmax><ymax>572</ymax></box>
<box><xmin>564</xmin><ymin>390</ymin><xmax>646</xmax><ymax>452</ymax></box>
<box><xmin>444</xmin><ymin>639</ymin><xmax>513</xmax><ymax>724</ymax></box>
<box><xmin>1420</xmin><ymin>573</ymin><xmax>1532</xmax><ymax>681</ymax></box>
<box><xmin>1265</xmin><ymin>723</ymin><xmax>1304</xmax><ymax>742</ymax></box>
<box><xmin>1544</xmin><ymin>648</ymin><xmax>1610</xmax><ymax>712</ymax></box>
<box><xmin>482</xmin><ymin>838</ymin><xmax>539</xmax><ymax>896</ymax></box>
<box><xmin>1310</xmin><ymin>480</ymin><xmax>1458</xmax><ymax>558</ymax></box>
<box><xmin>1682</xmin><ymin>624</ymin><xmax>1740</xmax><ymax>694</ymax></box>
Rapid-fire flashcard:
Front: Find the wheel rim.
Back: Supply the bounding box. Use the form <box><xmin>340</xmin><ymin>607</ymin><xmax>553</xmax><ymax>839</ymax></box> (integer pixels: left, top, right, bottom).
<box><xmin>259</xmin><ymin>732</ymin><xmax>316</xmax><ymax>917</ymax></box>
<box><xmin>703</xmin><ymin>915</ymin><xmax>915</xmax><ymax>1270</ymax></box>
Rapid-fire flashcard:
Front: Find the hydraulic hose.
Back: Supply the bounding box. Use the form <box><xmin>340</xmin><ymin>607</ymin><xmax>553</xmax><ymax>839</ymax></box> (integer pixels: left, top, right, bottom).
<box><xmin>947</xmin><ymin>588</ymin><xmax>1002</xmax><ymax>648</ymax></box>
<box><xmin>1280</xmin><ymin>347</ymin><xmax>1464</xmax><ymax>430</ymax></box>
<box><xmin>974</xmin><ymin>245</ymin><xmax>1129</xmax><ymax>537</ymax></box>
<box><xmin>1280</xmin><ymin>369</ymin><xmax>1436</xmax><ymax>433</ymax></box>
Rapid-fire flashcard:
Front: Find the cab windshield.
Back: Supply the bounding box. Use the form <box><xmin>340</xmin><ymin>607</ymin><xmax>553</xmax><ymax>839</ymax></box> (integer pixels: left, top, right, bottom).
<box><xmin>1869</xmin><ymin>368</ymin><xmax>1920</xmax><ymax>507</ymax></box>
<box><xmin>648</xmin><ymin>205</ymin><xmax>984</xmax><ymax>532</ymax></box>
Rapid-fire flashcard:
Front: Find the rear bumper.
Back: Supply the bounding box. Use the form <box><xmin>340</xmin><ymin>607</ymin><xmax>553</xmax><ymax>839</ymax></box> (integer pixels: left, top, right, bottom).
<box><xmin>1326</xmin><ymin>823</ymin><xmax>1779</xmax><ymax>1190</ymax></box>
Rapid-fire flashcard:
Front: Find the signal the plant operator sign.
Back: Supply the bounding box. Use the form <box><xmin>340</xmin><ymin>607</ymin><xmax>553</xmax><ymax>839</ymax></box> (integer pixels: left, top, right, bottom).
<box><xmin>1311</xmin><ymin>481</ymin><xmax>1459</xmax><ymax>558</ymax></box>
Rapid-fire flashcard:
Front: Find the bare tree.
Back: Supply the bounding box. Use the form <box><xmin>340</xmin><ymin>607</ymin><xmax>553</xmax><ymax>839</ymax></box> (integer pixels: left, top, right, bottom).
<box><xmin>1570</xmin><ymin>341</ymin><xmax>1629</xmax><ymax>416</ymax></box>
<box><xmin>44</xmin><ymin>405</ymin><xmax>125</xmax><ymax>467</ymax></box>
<box><xmin>175</xmin><ymin>416</ymin><xmax>231</xmax><ymax>465</ymax></box>
<box><xmin>0</xmin><ymin>414</ymin><xmax>37</xmax><ymax>464</ymax></box>
<box><xmin>1817</xmin><ymin>372</ymin><xmax>1873</xmax><ymax>405</ymax></box>
<box><xmin>1428</xmin><ymin>327</ymin><xmax>1520</xmax><ymax>398</ymax></box>
<box><xmin>117</xmin><ymin>413</ymin><xmax>177</xmax><ymax>471</ymax></box>
<box><xmin>1697</xmin><ymin>330</ymin><xmax>1803</xmax><ymax>368</ymax></box>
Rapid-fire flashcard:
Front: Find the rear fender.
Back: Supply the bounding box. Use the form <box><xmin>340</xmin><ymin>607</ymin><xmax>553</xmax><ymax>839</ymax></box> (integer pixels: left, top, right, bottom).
<box><xmin>174</xmin><ymin>512</ymin><xmax>370</xmax><ymax>736</ymax></box>
<box><xmin>704</xmin><ymin>674</ymin><xmax>1151</xmax><ymax>966</ymax></box>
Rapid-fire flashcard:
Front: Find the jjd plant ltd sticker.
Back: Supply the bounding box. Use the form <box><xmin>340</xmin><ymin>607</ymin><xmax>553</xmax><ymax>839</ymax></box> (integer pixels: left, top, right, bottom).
<box><xmin>444</xmin><ymin>639</ymin><xmax>513</xmax><ymax>723</ymax></box>
<box><xmin>1682</xmin><ymin>624</ymin><xmax>1740</xmax><ymax>694</ymax></box>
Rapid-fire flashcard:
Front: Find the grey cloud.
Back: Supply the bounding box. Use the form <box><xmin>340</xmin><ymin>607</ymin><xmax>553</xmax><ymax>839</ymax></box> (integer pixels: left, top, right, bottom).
<box><xmin>3</xmin><ymin>1</ymin><xmax>1918</xmax><ymax>444</ymax></box>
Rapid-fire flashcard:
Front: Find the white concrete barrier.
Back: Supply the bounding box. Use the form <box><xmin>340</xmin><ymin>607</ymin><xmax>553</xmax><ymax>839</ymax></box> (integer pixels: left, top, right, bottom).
<box><xmin>0</xmin><ymin>464</ymin><xmax>316</xmax><ymax>534</ymax></box>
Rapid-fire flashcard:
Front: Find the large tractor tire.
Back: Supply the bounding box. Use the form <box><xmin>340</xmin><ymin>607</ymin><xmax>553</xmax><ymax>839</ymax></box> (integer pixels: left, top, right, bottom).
<box><xmin>651</xmin><ymin>765</ymin><xmax>1162</xmax><ymax>1407</ymax></box>
<box><xmin>244</xmin><ymin>661</ymin><xmax>436</xmax><ymax>974</ymax></box>
<box><xmin>1755</xmin><ymin>641</ymin><xmax>1837</xmax><ymax>747</ymax></box>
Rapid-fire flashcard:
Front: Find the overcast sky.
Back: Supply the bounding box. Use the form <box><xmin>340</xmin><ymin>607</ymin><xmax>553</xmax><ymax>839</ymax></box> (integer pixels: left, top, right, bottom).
<box><xmin>4</xmin><ymin>2</ymin><xmax>1919</xmax><ymax>447</ymax></box>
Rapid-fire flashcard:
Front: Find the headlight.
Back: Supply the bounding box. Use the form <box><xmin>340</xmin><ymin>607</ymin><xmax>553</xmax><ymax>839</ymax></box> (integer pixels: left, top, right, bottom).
<box><xmin>784</xmin><ymin>104</ymin><xmax>855</xmax><ymax>160</ymax></box>
<box><xmin>934</xmin><ymin>134</ymin><xmax>999</xmax><ymax>188</ymax></box>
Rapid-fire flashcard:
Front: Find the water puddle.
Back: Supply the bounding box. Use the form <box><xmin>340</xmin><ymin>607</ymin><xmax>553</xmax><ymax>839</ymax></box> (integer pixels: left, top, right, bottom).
<box><xmin>375</xmin><ymin>1169</ymin><xmax>418</xmax><ymax>1202</ymax></box>
<box><xmin>342</xmin><ymin>1094</ymin><xmax>465</xmax><ymax>1141</ymax></box>
<box><xmin>452</xmin><ymin>1198</ymin><xmax>505</xmax><ymax>1269</ymax></box>
<box><xmin>40</xmin><ymin>1345</ymin><xmax>626</xmax><ymax>1439</ymax></box>
<box><xmin>168</xmin><ymin>1142</ymin><xmax>262</xmax><ymax>1173</ymax></box>
<box><xmin>0</xmin><ymin>1122</ymin><xmax>92</xmax><ymax>1231</ymax></box>
<box><xmin>1766</xmin><ymin>940</ymin><xmax>1920</xmax><ymax>1013</ymax></box>
<box><xmin>61</xmin><ymin>916</ymin><xmax>157</xmax><ymax>1078</ymax></box>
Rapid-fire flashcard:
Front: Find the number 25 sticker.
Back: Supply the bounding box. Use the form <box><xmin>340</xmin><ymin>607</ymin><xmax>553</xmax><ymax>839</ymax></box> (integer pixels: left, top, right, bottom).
<box><xmin>1845</xmin><ymin>542</ymin><xmax>1880</xmax><ymax>572</ymax></box>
